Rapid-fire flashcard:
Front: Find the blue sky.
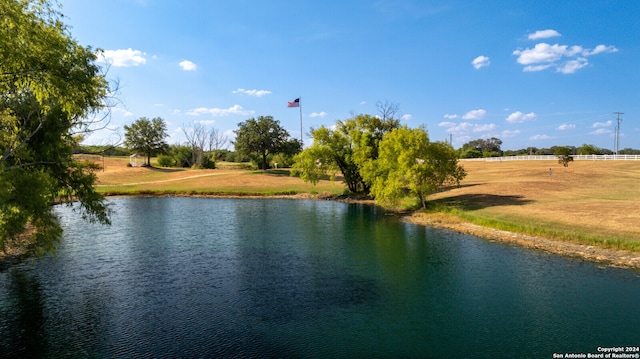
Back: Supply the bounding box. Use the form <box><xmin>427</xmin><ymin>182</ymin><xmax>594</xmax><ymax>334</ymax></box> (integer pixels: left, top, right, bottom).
<box><xmin>62</xmin><ymin>0</ymin><xmax>639</xmax><ymax>151</ymax></box>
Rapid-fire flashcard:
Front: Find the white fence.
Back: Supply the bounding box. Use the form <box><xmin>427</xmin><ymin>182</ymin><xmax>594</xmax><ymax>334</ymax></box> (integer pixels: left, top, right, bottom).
<box><xmin>463</xmin><ymin>155</ymin><xmax>640</xmax><ymax>162</ymax></box>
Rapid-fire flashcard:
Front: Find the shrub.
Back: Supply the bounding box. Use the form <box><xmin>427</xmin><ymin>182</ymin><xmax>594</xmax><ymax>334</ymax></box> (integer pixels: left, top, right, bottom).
<box><xmin>157</xmin><ymin>154</ymin><xmax>175</xmax><ymax>167</ymax></box>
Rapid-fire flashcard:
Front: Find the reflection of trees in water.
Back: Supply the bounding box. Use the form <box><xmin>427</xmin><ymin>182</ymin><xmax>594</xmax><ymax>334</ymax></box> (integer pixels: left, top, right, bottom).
<box><xmin>236</xmin><ymin>249</ymin><xmax>381</xmax><ymax>322</ymax></box>
<box><xmin>1</xmin><ymin>269</ymin><xmax>47</xmax><ymax>358</ymax></box>
<box><xmin>232</xmin><ymin>200</ymin><xmax>383</xmax><ymax>322</ymax></box>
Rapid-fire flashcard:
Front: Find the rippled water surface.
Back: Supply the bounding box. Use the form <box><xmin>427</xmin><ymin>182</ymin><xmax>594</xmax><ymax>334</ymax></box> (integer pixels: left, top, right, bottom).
<box><xmin>1</xmin><ymin>197</ymin><xmax>640</xmax><ymax>358</ymax></box>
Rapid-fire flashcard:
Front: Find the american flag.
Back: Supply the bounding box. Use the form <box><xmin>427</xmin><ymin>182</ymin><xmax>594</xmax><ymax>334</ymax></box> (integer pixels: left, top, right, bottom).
<box><xmin>287</xmin><ymin>98</ymin><xmax>300</xmax><ymax>108</ymax></box>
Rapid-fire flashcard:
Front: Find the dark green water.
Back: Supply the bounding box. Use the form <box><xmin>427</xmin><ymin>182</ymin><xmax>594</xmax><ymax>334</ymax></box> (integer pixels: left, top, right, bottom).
<box><xmin>1</xmin><ymin>197</ymin><xmax>639</xmax><ymax>358</ymax></box>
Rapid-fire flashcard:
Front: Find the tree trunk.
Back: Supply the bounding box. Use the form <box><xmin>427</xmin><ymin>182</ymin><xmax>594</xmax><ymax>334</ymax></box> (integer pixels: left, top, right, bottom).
<box><xmin>418</xmin><ymin>192</ymin><xmax>426</xmax><ymax>209</ymax></box>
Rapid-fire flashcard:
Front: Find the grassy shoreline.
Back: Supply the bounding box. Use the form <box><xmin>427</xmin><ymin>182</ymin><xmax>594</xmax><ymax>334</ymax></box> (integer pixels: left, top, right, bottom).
<box><xmin>94</xmin><ymin>157</ymin><xmax>640</xmax><ymax>269</ymax></box>
<box><xmin>3</xmin><ymin>156</ymin><xmax>639</xmax><ymax>270</ymax></box>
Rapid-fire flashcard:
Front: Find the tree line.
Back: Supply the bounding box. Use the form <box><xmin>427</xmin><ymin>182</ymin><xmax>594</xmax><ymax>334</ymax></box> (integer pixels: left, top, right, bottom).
<box><xmin>120</xmin><ymin>101</ymin><xmax>467</xmax><ymax>209</ymax></box>
<box><xmin>459</xmin><ymin>137</ymin><xmax>640</xmax><ymax>158</ymax></box>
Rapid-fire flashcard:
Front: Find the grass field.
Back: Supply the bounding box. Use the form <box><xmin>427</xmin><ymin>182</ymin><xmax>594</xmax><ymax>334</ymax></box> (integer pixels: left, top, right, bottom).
<box><xmin>429</xmin><ymin>159</ymin><xmax>640</xmax><ymax>251</ymax></box>
<box><xmin>94</xmin><ymin>156</ymin><xmax>640</xmax><ymax>254</ymax></box>
<box><xmin>96</xmin><ymin>157</ymin><xmax>345</xmax><ymax>196</ymax></box>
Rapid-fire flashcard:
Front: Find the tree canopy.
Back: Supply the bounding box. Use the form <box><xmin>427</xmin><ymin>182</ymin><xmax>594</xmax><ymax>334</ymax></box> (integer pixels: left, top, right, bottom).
<box><xmin>576</xmin><ymin>144</ymin><xmax>608</xmax><ymax>155</ymax></box>
<box><xmin>460</xmin><ymin>137</ymin><xmax>503</xmax><ymax>158</ymax></box>
<box><xmin>233</xmin><ymin>116</ymin><xmax>295</xmax><ymax>170</ymax></box>
<box><xmin>1</xmin><ymin>0</ymin><xmax>111</xmax><ymax>255</ymax></box>
<box><xmin>124</xmin><ymin>117</ymin><xmax>169</xmax><ymax>166</ymax></box>
<box><xmin>361</xmin><ymin>126</ymin><xmax>466</xmax><ymax>208</ymax></box>
<box><xmin>292</xmin><ymin>113</ymin><xmax>400</xmax><ymax>193</ymax></box>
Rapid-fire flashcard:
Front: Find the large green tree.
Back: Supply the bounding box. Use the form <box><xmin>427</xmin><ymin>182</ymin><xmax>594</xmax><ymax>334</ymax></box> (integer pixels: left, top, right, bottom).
<box><xmin>292</xmin><ymin>125</ymin><xmax>362</xmax><ymax>192</ymax></box>
<box><xmin>292</xmin><ymin>113</ymin><xmax>400</xmax><ymax>193</ymax></box>
<box><xmin>233</xmin><ymin>116</ymin><xmax>292</xmax><ymax>170</ymax></box>
<box><xmin>124</xmin><ymin>117</ymin><xmax>169</xmax><ymax>166</ymax></box>
<box><xmin>361</xmin><ymin>126</ymin><xmax>466</xmax><ymax>208</ymax></box>
<box><xmin>1</xmin><ymin>0</ymin><xmax>112</xmax><ymax>255</ymax></box>
<box><xmin>460</xmin><ymin>137</ymin><xmax>503</xmax><ymax>158</ymax></box>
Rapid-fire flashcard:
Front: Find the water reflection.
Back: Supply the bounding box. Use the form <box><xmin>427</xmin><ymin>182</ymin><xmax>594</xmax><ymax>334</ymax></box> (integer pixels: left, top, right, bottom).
<box><xmin>0</xmin><ymin>197</ymin><xmax>639</xmax><ymax>358</ymax></box>
<box><xmin>1</xmin><ymin>269</ymin><xmax>47</xmax><ymax>358</ymax></box>
<box><xmin>231</xmin><ymin>200</ymin><xmax>381</xmax><ymax>324</ymax></box>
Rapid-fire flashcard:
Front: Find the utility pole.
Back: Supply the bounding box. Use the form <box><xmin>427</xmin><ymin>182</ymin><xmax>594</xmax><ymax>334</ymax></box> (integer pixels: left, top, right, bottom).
<box><xmin>614</xmin><ymin>112</ymin><xmax>624</xmax><ymax>155</ymax></box>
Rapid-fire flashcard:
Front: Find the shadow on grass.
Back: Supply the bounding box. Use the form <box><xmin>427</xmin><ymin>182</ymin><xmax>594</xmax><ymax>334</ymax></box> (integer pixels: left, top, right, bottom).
<box><xmin>263</xmin><ymin>169</ymin><xmax>291</xmax><ymax>176</ymax></box>
<box><xmin>430</xmin><ymin>193</ymin><xmax>533</xmax><ymax>211</ymax></box>
<box><xmin>145</xmin><ymin>166</ymin><xmax>185</xmax><ymax>173</ymax></box>
<box><xmin>438</xmin><ymin>183</ymin><xmax>481</xmax><ymax>192</ymax></box>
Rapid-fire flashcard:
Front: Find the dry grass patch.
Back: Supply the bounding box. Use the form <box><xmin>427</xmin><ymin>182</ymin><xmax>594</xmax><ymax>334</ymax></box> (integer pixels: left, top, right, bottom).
<box><xmin>94</xmin><ymin>156</ymin><xmax>345</xmax><ymax>196</ymax></box>
<box><xmin>429</xmin><ymin>160</ymin><xmax>640</xmax><ymax>248</ymax></box>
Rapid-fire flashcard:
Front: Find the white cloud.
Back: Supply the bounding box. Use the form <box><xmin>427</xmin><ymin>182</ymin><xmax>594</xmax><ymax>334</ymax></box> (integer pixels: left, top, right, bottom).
<box><xmin>97</xmin><ymin>48</ymin><xmax>147</xmax><ymax>67</ymax></box>
<box><xmin>587</xmin><ymin>44</ymin><xmax>618</xmax><ymax>55</ymax></box>
<box><xmin>527</xmin><ymin>29</ymin><xmax>561</xmax><ymax>40</ymax></box>
<box><xmin>513</xmin><ymin>43</ymin><xmax>570</xmax><ymax>65</ymax></box>
<box><xmin>472</xmin><ymin>55</ymin><xmax>490</xmax><ymax>69</ymax></box>
<box><xmin>506</xmin><ymin>111</ymin><xmax>536</xmax><ymax>123</ymax></box>
<box><xmin>197</xmin><ymin>120</ymin><xmax>217</xmax><ymax>125</ymax></box>
<box><xmin>501</xmin><ymin>130</ymin><xmax>521</xmax><ymax>138</ymax></box>
<box><xmin>530</xmin><ymin>134</ymin><xmax>552</xmax><ymax>140</ymax></box>
<box><xmin>400</xmin><ymin>114</ymin><xmax>413</xmax><ymax>120</ymax></box>
<box><xmin>232</xmin><ymin>88</ymin><xmax>272</xmax><ymax>97</ymax></box>
<box><xmin>462</xmin><ymin>109</ymin><xmax>487</xmax><ymax>120</ymax></box>
<box><xmin>360</xmin><ymin>101</ymin><xmax>367</xmax><ymax>105</ymax></box>
<box><xmin>179</xmin><ymin>60</ymin><xmax>197</xmax><ymax>71</ymax></box>
<box><xmin>473</xmin><ymin>123</ymin><xmax>497</xmax><ymax>132</ymax></box>
<box><xmin>309</xmin><ymin>111</ymin><xmax>328</xmax><ymax>118</ymax></box>
<box><xmin>447</xmin><ymin>122</ymin><xmax>496</xmax><ymax>135</ymax></box>
<box><xmin>447</xmin><ymin>122</ymin><xmax>475</xmax><ymax>133</ymax></box>
<box><xmin>438</xmin><ymin>121</ymin><xmax>456</xmax><ymax>127</ymax></box>
<box><xmin>557</xmin><ymin>58</ymin><xmax>588</xmax><ymax>74</ymax></box>
<box><xmin>592</xmin><ymin>120</ymin><xmax>612</xmax><ymax>128</ymax></box>
<box><xmin>523</xmin><ymin>64</ymin><xmax>554</xmax><ymax>72</ymax></box>
<box><xmin>513</xmin><ymin>42</ymin><xmax>618</xmax><ymax>74</ymax></box>
<box><xmin>590</xmin><ymin>128</ymin><xmax>611</xmax><ymax>135</ymax></box>
<box><xmin>112</xmin><ymin>107</ymin><xmax>134</xmax><ymax>117</ymax></box>
<box><xmin>443</xmin><ymin>114</ymin><xmax>458</xmax><ymax>119</ymax></box>
<box><xmin>186</xmin><ymin>104</ymin><xmax>254</xmax><ymax>117</ymax></box>
<box><xmin>557</xmin><ymin>123</ymin><xmax>576</xmax><ymax>130</ymax></box>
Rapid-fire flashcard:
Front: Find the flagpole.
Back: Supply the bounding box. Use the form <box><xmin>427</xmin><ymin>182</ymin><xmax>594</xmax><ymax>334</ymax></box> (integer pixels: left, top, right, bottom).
<box><xmin>299</xmin><ymin>96</ymin><xmax>303</xmax><ymax>145</ymax></box>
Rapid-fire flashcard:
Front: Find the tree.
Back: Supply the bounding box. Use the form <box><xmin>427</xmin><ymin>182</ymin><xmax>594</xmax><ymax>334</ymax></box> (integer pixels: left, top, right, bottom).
<box><xmin>124</xmin><ymin>117</ymin><xmax>168</xmax><ymax>166</ymax></box>
<box><xmin>460</xmin><ymin>137</ymin><xmax>503</xmax><ymax>158</ymax></box>
<box><xmin>376</xmin><ymin>100</ymin><xmax>400</xmax><ymax>122</ymax></box>
<box><xmin>292</xmin><ymin>113</ymin><xmax>400</xmax><ymax>193</ymax></box>
<box><xmin>577</xmin><ymin>144</ymin><xmax>608</xmax><ymax>155</ymax></box>
<box><xmin>619</xmin><ymin>148</ymin><xmax>640</xmax><ymax>155</ymax></box>
<box><xmin>1</xmin><ymin>0</ymin><xmax>112</xmax><ymax>255</ymax></box>
<box><xmin>554</xmin><ymin>146</ymin><xmax>574</xmax><ymax>167</ymax></box>
<box><xmin>233</xmin><ymin>116</ymin><xmax>291</xmax><ymax>170</ymax></box>
<box><xmin>207</xmin><ymin>127</ymin><xmax>229</xmax><ymax>164</ymax></box>
<box><xmin>361</xmin><ymin>126</ymin><xmax>466</xmax><ymax>209</ymax></box>
<box><xmin>182</xmin><ymin>122</ymin><xmax>207</xmax><ymax>168</ymax></box>
<box><xmin>181</xmin><ymin>123</ymin><xmax>228</xmax><ymax>168</ymax></box>
<box><xmin>292</xmin><ymin>125</ymin><xmax>362</xmax><ymax>191</ymax></box>
<box><xmin>157</xmin><ymin>144</ymin><xmax>193</xmax><ymax>168</ymax></box>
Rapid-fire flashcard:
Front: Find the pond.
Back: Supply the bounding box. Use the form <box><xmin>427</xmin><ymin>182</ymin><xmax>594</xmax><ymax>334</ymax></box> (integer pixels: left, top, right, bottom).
<box><xmin>1</xmin><ymin>197</ymin><xmax>639</xmax><ymax>358</ymax></box>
